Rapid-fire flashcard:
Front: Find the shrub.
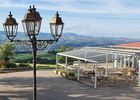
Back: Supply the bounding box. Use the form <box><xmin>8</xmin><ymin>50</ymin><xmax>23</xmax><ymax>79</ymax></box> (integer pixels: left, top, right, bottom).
<box><xmin>15</xmin><ymin>58</ymin><xmax>33</xmax><ymax>63</ymax></box>
<box><xmin>37</xmin><ymin>64</ymin><xmax>56</xmax><ymax>69</ymax></box>
<box><xmin>18</xmin><ymin>63</ymin><xmax>30</xmax><ymax>68</ymax></box>
<box><xmin>5</xmin><ymin>62</ymin><xmax>17</xmax><ymax>68</ymax></box>
<box><xmin>59</xmin><ymin>69</ymin><xmax>65</xmax><ymax>73</ymax></box>
<box><xmin>0</xmin><ymin>61</ymin><xmax>5</xmax><ymax>68</ymax></box>
<box><xmin>67</xmin><ymin>71</ymin><xmax>75</xmax><ymax>79</ymax></box>
<box><xmin>56</xmin><ymin>65</ymin><xmax>64</xmax><ymax>69</ymax></box>
<box><xmin>68</xmin><ymin>71</ymin><xmax>75</xmax><ymax>77</ymax></box>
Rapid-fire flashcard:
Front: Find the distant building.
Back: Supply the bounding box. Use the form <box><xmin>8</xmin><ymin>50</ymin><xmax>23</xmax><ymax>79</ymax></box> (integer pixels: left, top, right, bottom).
<box><xmin>112</xmin><ymin>42</ymin><xmax>140</xmax><ymax>50</ymax></box>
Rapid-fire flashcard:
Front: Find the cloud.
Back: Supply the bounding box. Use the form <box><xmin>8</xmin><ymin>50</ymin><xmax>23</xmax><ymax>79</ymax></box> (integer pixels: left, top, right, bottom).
<box><xmin>1</xmin><ymin>0</ymin><xmax>140</xmax><ymax>14</ymax></box>
<box><xmin>1</xmin><ymin>0</ymin><xmax>140</xmax><ymax>38</ymax></box>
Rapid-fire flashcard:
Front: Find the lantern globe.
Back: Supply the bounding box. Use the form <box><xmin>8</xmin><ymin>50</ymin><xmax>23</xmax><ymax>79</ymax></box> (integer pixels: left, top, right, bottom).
<box><xmin>22</xmin><ymin>5</ymin><xmax>42</xmax><ymax>37</ymax></box>
<box><xmin>3</xmin><ymin>12</ymin><xmax>18</xmax><ymax>41</ymax></box>
<box><xmin>50</xmin><ymin>12</ymin><xmax>64</xmax><ymax>40</ymax></box>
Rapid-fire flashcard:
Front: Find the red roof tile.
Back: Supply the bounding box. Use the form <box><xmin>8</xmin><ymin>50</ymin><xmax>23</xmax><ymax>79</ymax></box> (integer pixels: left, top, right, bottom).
<box><xmin>115</xmin><ymin>42</ymin><xmax>140</xmax><ymax>48</ymax></box>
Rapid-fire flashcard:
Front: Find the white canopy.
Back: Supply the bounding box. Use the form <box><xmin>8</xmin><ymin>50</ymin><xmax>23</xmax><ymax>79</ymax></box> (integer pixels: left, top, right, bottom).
<box><xmin>57</xmin><ymin>47</ymin><xmax>140</xmax><ymax>88</ymax></box>
<box><xmin>57</xmin><ymin>47</ymin><xmax>139</xmax><ymax>63</ymax></box>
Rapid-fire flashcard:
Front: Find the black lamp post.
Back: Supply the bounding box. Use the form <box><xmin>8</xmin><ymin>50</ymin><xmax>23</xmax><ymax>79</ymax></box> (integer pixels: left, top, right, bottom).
<box><xmin>3</xmin><ymin>5</ymin><xmax>64</xmax><ymax>100</ymax></box>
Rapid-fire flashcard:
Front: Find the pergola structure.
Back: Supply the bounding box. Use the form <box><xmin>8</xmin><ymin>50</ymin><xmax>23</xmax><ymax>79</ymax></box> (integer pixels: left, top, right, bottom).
<box><xmin>56</xmin><ymin>47</ymin><xmax>140</xmax><ymax>88</ymax></box>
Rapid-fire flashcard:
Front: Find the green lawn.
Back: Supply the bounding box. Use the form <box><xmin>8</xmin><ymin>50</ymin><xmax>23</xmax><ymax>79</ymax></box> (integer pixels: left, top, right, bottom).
<box><xmin>15</xmin><ymin>53</ymin><xmax>32</xmax><ymax>59</ymax></box>
<box><xmin>15</xmin><ymin>52</ymin><xmax>56</xmax><ymax>64</ymax></box>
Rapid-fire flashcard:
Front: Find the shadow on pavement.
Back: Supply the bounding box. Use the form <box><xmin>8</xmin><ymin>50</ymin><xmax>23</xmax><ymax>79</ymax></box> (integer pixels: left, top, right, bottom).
<box><xmin>0</xmin><ymin>70</ymin><xmax>140</xmax><ymax>100</ymax></box>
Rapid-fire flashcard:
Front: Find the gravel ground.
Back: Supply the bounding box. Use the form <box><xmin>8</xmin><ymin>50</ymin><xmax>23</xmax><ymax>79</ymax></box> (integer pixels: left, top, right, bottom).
<box><xmin>0</xmin><ymin>69</ymin><xmax>140</xmax><ymax>100</ymax></box>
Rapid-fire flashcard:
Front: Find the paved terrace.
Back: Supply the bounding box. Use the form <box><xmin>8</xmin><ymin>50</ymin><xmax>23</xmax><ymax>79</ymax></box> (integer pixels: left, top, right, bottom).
<box><xmin>0</xmin><ymin>70</ymin><xmax>140</xmax><ymax>100</ymax></box>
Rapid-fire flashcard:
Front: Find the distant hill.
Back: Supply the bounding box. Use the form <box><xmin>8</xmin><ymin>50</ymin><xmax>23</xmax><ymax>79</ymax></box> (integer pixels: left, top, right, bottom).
<box><xmin>0</xmin><ymin>31</ymin><xmax>140</xmax><ymax>51</ymax></box>
<box><xmin>54</xmin><ymin>33</ymin><xmax>140</xmax><ymax>49</ymax></box>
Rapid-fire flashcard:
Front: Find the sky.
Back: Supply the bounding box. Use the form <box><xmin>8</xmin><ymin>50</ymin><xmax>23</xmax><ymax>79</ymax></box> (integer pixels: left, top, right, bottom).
<box><xmin>1</xmin><ymin>0</ymin><xmax>140</xmax><ymax>38</ymax></box>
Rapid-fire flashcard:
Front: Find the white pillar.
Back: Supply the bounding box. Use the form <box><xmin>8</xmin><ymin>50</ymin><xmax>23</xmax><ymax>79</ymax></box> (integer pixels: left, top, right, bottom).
<box><xmin>132</xmin><ymin>57</ymin><xmax>135</xmax><ymax>68</ymax></box>
<box><xmin>65</xmin><ymin>56</ymin><xmax>68</xmax><ymax>72</ymax></box>
<box><xmin>128</xmin><ymin>57</ymin><xmax>131</xmax><ymax>67</ymax></box>
<box><xmin>77</xmin><ymin>60</ymin><xmax>80</xmax><ymax>81</ymax></box>
<box><xmin>56</xmin><ymin>54</ymin><xmax>58</xmax><ymax>70</ymax></box>
<box><xmin>111</xmin><ymin>53</ymin><xmax>114</xmax><ymax>67</ymax></box>
<box><xmin>114</xmin><ymin>54</ymin><xmax>117</xmax><ymax>68</ymax></box>
<box><xmin>138</xmin><ymin>60</ymin><xmax>140</xmax><ymax>86</ymax></box>
<box><xmin>94</xmin><ymin>63</ymin><xmax>98</xmax><ymax>88</ymax></box>
<box><xmin>105</xmin><ymin>54</ymin><xmax>108</xmax><ymax>76</ymax></box>
<box><xmin>120</xmin><ymin>58</ymin><xmax>123</xmax><ymax>68</ymax></box>
<box><xmin>123</xmin><ymin>57</ymin><xmax>127</xmax><ymax>67</ymax></box>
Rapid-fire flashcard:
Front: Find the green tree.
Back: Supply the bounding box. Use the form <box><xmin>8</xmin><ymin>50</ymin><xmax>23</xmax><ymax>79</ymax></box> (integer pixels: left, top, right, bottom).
<box><xmin>57</xmin><ymin>45</ymin><xmax>66</xmax><ymax>63</ymax></box>
<box><xmin>56</xmin><ymin>45</ymin><xmax>74</xmax><ymax>64</ymax></box>
<box><xmin>0</xmin><ymin>42</ymin><xmax>15</xmax><ymax>62</ymax></box>
<box><xmin>57</xmin><ymin>44</ymin><xmax>66</xmax><ymax>52</ymax></box>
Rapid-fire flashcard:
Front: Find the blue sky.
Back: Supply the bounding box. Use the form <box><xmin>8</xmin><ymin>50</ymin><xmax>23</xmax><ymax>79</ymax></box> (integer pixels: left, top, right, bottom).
<box><xmin>1</xmin><ymin>0</ymin><xmax>140</xmax><ymax>38</ymax></box>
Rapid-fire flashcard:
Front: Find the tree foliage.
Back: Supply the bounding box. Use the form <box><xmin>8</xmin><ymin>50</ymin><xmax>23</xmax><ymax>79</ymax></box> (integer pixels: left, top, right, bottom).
<box><xmin>57</xmin><ymin>44</ymin><xmax>66</xmax><ymax>52</ymax></box>
<box><xmin>57</xmin><ymin>45</ymin><xmax>66</xmax><ymax>63</ymax></box>
<box><xmin>0</xmin><ymin>42</ymin><xmax>15</xmax><ymax>62</ymax></box>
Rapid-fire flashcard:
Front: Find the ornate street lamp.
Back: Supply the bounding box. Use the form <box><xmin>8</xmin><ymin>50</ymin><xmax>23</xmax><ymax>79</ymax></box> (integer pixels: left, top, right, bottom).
<box><xmin>3</xmin><ymin>11</ymin><xmax>18</xmax><ymax>41</ymax></box>
<box><xmin>3</xmin><ymin>5</ymin><xmax>64</xmax><ymax>100</ymax></box>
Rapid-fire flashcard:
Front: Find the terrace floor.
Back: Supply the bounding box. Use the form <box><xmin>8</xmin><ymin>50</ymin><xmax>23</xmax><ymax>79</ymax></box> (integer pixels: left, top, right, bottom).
<box><xmin>0</xmin><ymin>69</ymin><xmax>140</xmax><ymax>100</ymax></box>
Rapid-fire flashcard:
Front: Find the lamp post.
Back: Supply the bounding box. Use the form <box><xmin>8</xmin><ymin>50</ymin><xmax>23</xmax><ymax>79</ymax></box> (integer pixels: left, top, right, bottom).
<box><xmin>3</xmin><ymin>5</ymin><xmax>64</xmax><ymax>100</ymax></box>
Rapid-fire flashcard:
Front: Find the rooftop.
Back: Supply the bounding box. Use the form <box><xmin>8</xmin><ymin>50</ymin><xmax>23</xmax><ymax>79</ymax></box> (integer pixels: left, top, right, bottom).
<box><xmin>114</xmin><ymin>42</ymin><xmax>140</xmax><ymax>49</ymax></box>
<box><xmin>57</xmin><ymin>47</ymin><xmax>140</xmax><ymax>63</ymax></box>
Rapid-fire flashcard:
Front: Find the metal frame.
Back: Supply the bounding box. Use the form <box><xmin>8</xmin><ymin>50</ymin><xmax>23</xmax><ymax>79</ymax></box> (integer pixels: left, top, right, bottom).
<box><xmin>12</xmin><ymin>39</ymin><xmax>56</xmax><ymax>50</ymax></box>
<box><xmin>57</xmin><ymin>47</ymin><xmax>140</xmax><ymax>88</ymax></box>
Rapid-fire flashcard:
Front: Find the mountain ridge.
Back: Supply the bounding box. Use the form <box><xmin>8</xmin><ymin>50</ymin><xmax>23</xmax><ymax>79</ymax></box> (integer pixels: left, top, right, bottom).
<box><xmin>0</xmin><ymin>31</ymin><xmax>140</xmax><ymax>50</ymax></box>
